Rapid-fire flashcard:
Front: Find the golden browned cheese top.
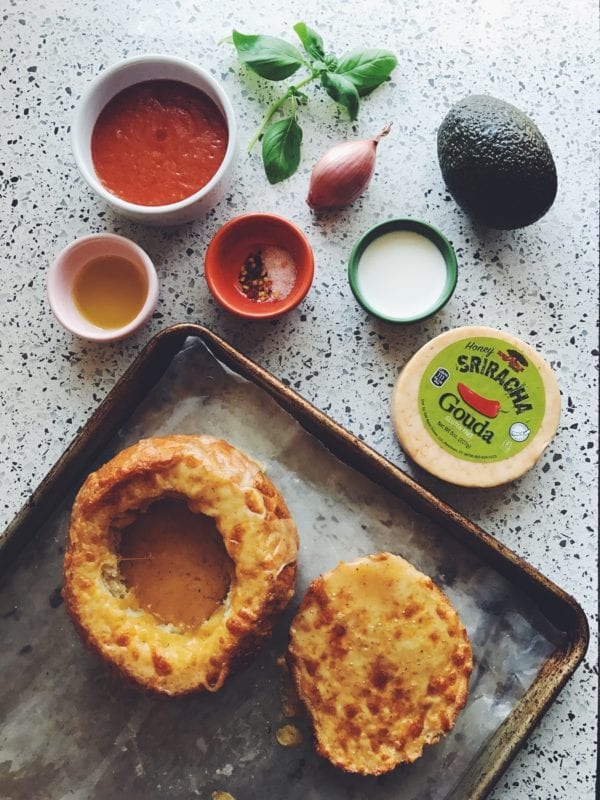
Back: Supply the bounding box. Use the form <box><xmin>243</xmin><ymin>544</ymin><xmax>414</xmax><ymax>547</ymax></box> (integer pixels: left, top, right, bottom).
<box><xmin>288</xmin><ymin>553</ymin><xmax>473</xmax><ymax>775</ymax></box>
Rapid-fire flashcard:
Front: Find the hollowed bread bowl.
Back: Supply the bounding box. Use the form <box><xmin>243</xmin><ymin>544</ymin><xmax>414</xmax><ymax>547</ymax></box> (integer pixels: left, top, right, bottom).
<box><xmin>63</xmin><ymin>435</ymin><xmax>299</xmax><ymax>696</ymax></box>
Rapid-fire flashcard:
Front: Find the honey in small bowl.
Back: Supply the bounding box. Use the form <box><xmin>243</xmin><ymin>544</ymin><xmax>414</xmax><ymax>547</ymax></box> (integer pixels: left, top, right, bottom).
<box><xmin>48</xmin><ymin>233</ymin><xmax>158</xmax><ymax>341</ymax></box>
<box><xmin>72</xmin><ymin>253</ymin><xmax>148</xmax><ymax>329</ymax></box>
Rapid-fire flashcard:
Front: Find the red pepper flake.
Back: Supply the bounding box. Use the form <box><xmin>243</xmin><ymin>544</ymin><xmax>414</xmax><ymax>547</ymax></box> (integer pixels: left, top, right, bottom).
<box><xmin>239</xmin><ymin>251</ymin><xmax>271</xmax><ymax>301</ymax></box>
<box><xmin>239</xmin><ymin>246</ymin><xmax>296</xmax><ymax>302</ymax></box>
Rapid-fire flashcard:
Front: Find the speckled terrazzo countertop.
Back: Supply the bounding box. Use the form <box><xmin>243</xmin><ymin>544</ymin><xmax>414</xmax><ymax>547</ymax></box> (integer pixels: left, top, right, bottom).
<box><xmin>0</xmin><ymin>1</ymin><xmax>597</xmax><ymax>798</ymax></box>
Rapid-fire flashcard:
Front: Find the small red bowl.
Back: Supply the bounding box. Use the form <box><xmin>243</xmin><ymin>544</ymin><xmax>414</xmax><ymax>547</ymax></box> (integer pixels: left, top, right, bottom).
<box><xmin>204</xmin><ymin>213</ymin><xmax>314</xmax><ymax>320</ymax></box>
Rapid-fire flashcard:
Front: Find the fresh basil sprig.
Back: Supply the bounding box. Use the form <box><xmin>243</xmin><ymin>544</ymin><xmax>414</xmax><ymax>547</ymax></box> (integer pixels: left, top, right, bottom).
<box><xmin>230</xmin><ymin>23</ymin><xmax>397</xmax><ymax>183</ymax></box>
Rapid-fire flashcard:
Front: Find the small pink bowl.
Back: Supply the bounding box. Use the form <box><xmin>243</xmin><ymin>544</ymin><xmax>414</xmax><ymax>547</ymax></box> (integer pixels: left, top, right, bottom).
<box><xmin>48</xmin><ymin>233</ymin><xmax>159</xmax><ymax>341</ymax></box>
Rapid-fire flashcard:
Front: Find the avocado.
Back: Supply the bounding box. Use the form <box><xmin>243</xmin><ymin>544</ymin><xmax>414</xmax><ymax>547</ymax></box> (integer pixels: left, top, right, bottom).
<box><xmin>437</xmin><ymin>95</ymin><xmax>557</xmax><ymax>230</ymax></box>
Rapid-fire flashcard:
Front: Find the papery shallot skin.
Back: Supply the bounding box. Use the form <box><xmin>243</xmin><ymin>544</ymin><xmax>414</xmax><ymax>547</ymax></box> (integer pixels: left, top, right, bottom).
<box><xmin>307</xmin><ymin>140</ymin><xmax>377</xmax><ymax>210</ymax></box>
<box><xmin>307</xmin><ymin>125</ymin><xmax>392</xmax><ymax>211</ymax></box>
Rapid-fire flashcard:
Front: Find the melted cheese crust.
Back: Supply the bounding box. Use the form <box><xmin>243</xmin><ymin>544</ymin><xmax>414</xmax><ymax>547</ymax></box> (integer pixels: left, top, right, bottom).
<box><xmin>288</xmin><ymin>553</ymin><xmax>472</xmax><ymax>775</ymax></box>
<box><xmin>63</xmin><ymin>435</ymin><xmax>298</xmax><ymax>696</ymax></box>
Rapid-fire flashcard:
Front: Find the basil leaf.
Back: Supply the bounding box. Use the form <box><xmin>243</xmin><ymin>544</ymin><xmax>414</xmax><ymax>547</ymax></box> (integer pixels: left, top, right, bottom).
<box><xmin>262</xmin><ymin>116</ymin><xmax>303</xmax><ymax>184</ymax></box>
<box><xmin>321</xmin><ymin>71</ymin><xmax>360</xmax><ymax>120</ymax></box>
<box><xmin>293</xmin><ymin>22</ymin><xmax>325</xmax><ymax>61</ymax></box>
<box><xmin>232</xmin><ymin>30</ymin><xmax>304</xmax><ymax>81</ymax></box>
<box><xmin>335</xmin><ymin>48</ymin><xmax>397</xmax><ymax>96</ymax></box>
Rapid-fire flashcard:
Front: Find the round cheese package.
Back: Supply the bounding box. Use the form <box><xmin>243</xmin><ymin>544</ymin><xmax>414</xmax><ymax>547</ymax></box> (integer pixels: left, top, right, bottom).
<box><xmin>391</xmin><ymin>326</ymin><xmax>561</xmax><ymax>487</ymax></box>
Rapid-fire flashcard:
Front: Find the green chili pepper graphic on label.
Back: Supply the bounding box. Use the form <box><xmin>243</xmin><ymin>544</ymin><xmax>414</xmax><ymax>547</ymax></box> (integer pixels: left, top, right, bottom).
<box><xmin>457</xmin><ymin>382</ymin><xmax>501</xmax><ymax>418</ymax></box>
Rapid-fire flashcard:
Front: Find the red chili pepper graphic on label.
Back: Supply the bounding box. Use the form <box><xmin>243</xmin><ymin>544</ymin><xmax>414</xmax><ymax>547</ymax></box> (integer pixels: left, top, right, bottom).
<box><xmin>457</xmin><ymin>382</ymin><xmax>501</xmax><ymax>418</ymax></box>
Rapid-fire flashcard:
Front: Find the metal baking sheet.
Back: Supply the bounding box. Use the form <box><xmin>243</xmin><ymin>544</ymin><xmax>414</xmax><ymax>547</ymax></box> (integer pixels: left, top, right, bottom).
<box><xmin>0</xmin><ymin>324</ymin><xmax>588</xmax><ymax>800</ymax></box>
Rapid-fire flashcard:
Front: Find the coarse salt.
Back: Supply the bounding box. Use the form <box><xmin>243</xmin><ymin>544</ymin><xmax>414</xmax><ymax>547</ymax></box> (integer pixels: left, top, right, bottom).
<box><xmin>261</xmin><ymin>245</ymin><xmax>296</xmax><ymax>300</ymax></box>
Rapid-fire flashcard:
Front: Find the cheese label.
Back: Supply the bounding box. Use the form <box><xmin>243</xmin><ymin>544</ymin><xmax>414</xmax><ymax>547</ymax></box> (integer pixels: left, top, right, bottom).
<box><xmin>418</xmin><ymin>336</ymin><xmax>547</xmax><ymax>462</ymax></box>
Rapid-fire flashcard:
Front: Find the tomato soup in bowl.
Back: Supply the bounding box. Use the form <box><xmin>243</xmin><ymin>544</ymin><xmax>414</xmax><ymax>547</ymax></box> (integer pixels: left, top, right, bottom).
<box><xmin>73</xmin><ymin>55</ymin><xmax>237</xmax><ymax>225</ymax></box>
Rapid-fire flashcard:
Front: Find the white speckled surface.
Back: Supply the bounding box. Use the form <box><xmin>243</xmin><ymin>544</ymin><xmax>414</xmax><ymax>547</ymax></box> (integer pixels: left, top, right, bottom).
<box><xmin>0</xmin><ymin>1</ymin><xmax>597</xmax><ymax>798</ymax></box>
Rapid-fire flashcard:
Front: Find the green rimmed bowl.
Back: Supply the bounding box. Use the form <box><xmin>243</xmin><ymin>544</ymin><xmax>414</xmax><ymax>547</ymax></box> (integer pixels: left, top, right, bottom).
<box><xmin>348</xmin><ymin>218</ymin><xmax>458</xmax><ymax>323</ymax></box>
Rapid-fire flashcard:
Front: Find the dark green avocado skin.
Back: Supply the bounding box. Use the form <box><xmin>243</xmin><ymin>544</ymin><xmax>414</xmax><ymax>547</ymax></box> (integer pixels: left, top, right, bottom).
<box><xmin>437</xmin><ymin>95</ymin><xmax>558</xmax><ymax>230</ymax></box>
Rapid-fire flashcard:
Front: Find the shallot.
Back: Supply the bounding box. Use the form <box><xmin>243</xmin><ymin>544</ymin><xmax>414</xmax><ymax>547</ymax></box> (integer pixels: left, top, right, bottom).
<box><xmin>307</xmin><ymin>124</ymin><xmax>392</xmax><ymax>211</ymax></box>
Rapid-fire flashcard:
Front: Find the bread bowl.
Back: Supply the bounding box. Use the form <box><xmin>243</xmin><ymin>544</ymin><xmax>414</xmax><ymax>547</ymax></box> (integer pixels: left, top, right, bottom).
<box><xmin>63</xmin><ymin>435</ymin><xmax>298</xmax><ymax>695</ymax></box>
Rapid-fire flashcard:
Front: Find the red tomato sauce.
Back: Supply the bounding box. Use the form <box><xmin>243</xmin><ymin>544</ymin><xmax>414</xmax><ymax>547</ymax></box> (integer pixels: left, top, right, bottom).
<box><xmin>91</xmin><ymin>80</ymin><xmax>229</xmax><ymax>206</ymax></box>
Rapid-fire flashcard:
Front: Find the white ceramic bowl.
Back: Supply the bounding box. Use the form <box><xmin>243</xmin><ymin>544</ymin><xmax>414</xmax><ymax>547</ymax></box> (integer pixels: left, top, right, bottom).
<box><xmin>48</xmin><ymin>233</ymin><xmax>159</xmax><ymax>341</ymax></box>
<box><xmin>72</xmin><ymin>55</ymin><xmax>237</xmax><ymax>225</ymax></box>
